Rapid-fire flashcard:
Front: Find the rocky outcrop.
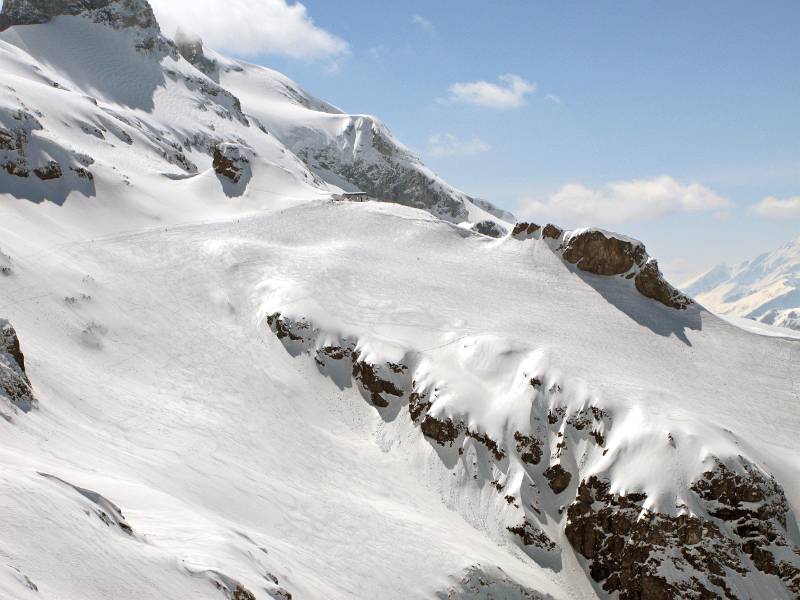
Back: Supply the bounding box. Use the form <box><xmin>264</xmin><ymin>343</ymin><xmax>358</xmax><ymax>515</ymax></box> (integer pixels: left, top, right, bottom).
<box><xmin>350</xmin><ymin>351</ymin><xmax>404</xmax><ymax>408</ymax></box>
<box><xmin>566</xmin><ymin>460</ymin><xmax>800</xmax><ymax>599</ymax></box>
<box><xmin>0</xmin><ymin>0</ymin><xmax>159</xmax><ymax>31</ymax></box>
<box><xmin>471</xmin><ymin>220</ymin><xmax>507</xmax><ymax>238</ymax></box>
<box><xmin>511</xmin><ymin>222</ymin><xmax>541</xmax><ymax>240</ymax></box>
<box><xmin>635</xmin><ymin>258</ymin><xmax>692</xmax><ymax>310</ymax></box>
<box><xmin>511</xmin><ymin>224</ymin><xmax>692</xmax><ymax>310</ymax></box>
<box><xmin>175</xmin><ymin>29</ymin><xmax>216</xmax><ymax>75</ymax></box>
<box><xmin>562</xmin><ymin>229</ymin><xmax>646</xmax><ymax>276</ymax></box>
<box><xmin>543</xmin><ymin>464</ymin><xmax>572</xmax><ymax>494</ymax></box>
<box><xmin>541</xmin><ymin>224</ymin><xmax>563</xmax><ymax>240</ymax></box>
<box><xmin>0</xmin><ymin>319</ymin><xmax>37</xmax><ymax>418</ymax></box>
<box><xmin>213</xmin><ymin>143</ymin><xmax>252</xmax><ymax>184</ymax></box>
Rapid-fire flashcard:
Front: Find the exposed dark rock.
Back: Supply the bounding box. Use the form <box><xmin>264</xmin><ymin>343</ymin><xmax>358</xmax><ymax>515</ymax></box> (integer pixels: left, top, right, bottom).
<box><xmin>175</xmin><ymin>28</ymin><xmax>216</xmax><ymax>75</ymax></box>
<box><xmin>213</xmin><ymin>143</ymin><xmax>252</xmax><ymax>184</ymax></box>
<box><xmin>70</xmin><ymin>166</ymin><xmax>94</xmax><ymax>181</ymax></box>
<box><xmin>471</xmin><ymin>220</ymin><xmax>507</xmax><ymax>238</ymax></box>
<box><xmin>635</xmin><ymin>259</ymin><xmax>692</xmax><ymax>310</ymax></box>
<box><xmin>408</xmin><ymin>390</ymin><xmax>431</xmax><ymax>422</ymax></box>
<box><xmin>566</xmin><ymin>463</ymin><xmax>800</xmax><ymax>600</ymax></box>
<box><xmin>420</xmin><ymin>414</ymin><xmax>462</xmax><ymax>446</ymax></box>
<box><xmin>542</xmin><ymin>224</ymin><xmax>563</xmax><ymax>239</ymax></box>
<box><xmin>0</xmin><ymin>319</ymin><xmax>37</xmax><ymax>415</ymax></box>
<box><xmin>513</xmin><ymin>431</ymin><xmax>542</xmax><ymax>465</ymax></box>
<box><xmin>34</xmin><ymin>160</ymin><xmax>63</xmax><ymax>180</ymax></box>
<box><xmin>0</xmin><ymin>0</ymin><xmax>160</xmax><ymax>30</ymax></box>
<box><xmin>2</xmin><ymin>157</ymin><xmax>29</xmax><ymax>177</ymax></box>
<box><xmin>232</xmin><ymin>585</ymin><xmax>256</xmax><ymax>600</ymax></box>
<box><xmin>512</xmin><ymin>222</ymin><xmax>541</xmax><ymax>239</ymax></box>
<box><xmin>266</xmin><ymin>313</ymin><xmax>310</xmax><ymax>343</ymax></box>
<box><xmin>466</xmin><ymin>429</ymin><xmax>505</xmax><ymax>460</ymax></box>
<box><xmin>507</xmin><ymin>519</ymin><xmax>556</xmax><ymax>550</ymax></box>
<box><xmin>350</xmin><ymin>352</ymin><xmax>404</xmax><ymax>408</ymax></box>
<box><xmin>562</xmin><ymin>229</ymin><xmax>646</xmax><ymax>276</ymax></box>
<box><xmin>543</xmin><ymin>464</ymin><xmax>572</xmax><ymax>494</ymax></box>
<box><xmin>1</xmin><ymin>320</ymin><xmax>26</xmax><ymax>372</ymax></box>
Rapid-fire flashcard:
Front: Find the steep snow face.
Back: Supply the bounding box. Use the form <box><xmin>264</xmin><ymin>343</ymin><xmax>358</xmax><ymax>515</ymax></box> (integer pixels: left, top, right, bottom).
<box><xmin>685</xmin><ymin>238</ymin><xmax>800</xmax><ymax>331</ymax></box>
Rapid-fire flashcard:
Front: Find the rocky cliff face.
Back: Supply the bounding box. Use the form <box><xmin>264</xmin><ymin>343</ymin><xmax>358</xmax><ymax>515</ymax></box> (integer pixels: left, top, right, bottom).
<box><xmin>0</xmin><ymin>0</ymin><xmax>159</xmax><ymax>31</ymax></box>
<box><xmin>264</xmin><ymin>311</ymin><xmax>800</xmax><ymax>600</ymax></box>
<box><xmin>0</xmin><ymin>319</ymin><xmax>37</xmax><ymax>419</ymax></box>
<box><xmin>512</xmin><ymin>224</ymin><xmax>692</xmax><ymax>310</ymax></box>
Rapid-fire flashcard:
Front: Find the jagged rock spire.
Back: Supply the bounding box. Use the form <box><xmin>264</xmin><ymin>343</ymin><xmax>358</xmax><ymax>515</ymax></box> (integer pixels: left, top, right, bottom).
<box><xmin>0</xmin><ymin>0</ymin><xmax>159</xmax><ymax>31</ymax></box>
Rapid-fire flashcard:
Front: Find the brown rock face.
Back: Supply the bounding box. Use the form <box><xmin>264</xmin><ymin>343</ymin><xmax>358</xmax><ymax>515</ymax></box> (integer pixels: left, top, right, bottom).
<box><xmin>1</xmin><ymin>320</ymin><xmax>26</xmax><ymax>373</ymax></box>
<box><xmin>350</xmin><ymin>352</ymin><xmax>404</xmax><ymax>408</ymax></box>
<box><xmin>213</xmin><ymin>144</ymin><xmax>251</xmax><ymax>184</ymax></box>
<box><xmin>511</xmin><ymin>222</ymin><xmax>541</xmax><ymax>239</ymax></box>
<box><xmin>566</xmin><ymin>462</ymin><xmax>800</xmax><ymax>600</ymax></box>
<box><xmin>634</xmin><ymin>259</ymin><xmax>692</xmax><ymax>310</ymax></box>
<box><xmin>1</xmin><ymin>319</ymin><xmax>37</xmax><ymax>414</ymax></box>
<box><xmin>34</xmin><ymin>161</ymin><xmax>63</xmax><ymax>180</ymax></box>
<box><xmin>420</xmin><ymin>414</ymin><xmax>462</xmax><ymax>446</ymax></box>
<box><xmin>513</xmin><ymin>431</ymin><xmax>542</xmax><ymax>465</ymax></box>
<box><xmin>507</xmin><ymin>519</ymin><xmax>556</xmax><ymax>550</ymax></box>
<box><xmin>543</xmin><ymin>464</ymin><xmax>572</xmax><ymax>494</ymax></box>
<box><xmin>542</xmin><ymin>224</ymin><xmax>563</xmax><ymax>239</ymax></box>
<box><xmin>562</xmin><ymin>230</ymin><xmax>646</xmax><ymax>276</ymax></box>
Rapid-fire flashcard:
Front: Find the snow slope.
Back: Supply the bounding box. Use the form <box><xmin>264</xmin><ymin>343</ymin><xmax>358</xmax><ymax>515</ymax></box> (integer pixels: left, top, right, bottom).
<box><xmin>1</xmin><ymin>2</ymin><xmax>799</xmax><ymax>599</ymax></box>
<box><xmin>684</xmin><ymin>237</ymin><xmax>800</xmax><ymax>331</ymax></box>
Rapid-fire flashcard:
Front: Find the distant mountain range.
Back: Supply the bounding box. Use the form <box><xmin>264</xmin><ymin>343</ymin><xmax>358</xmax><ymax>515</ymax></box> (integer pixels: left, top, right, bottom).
<box><xmin>684</xmin><ymin>237</ymin><xmax>800</xmax><ymax>331</ymax></box>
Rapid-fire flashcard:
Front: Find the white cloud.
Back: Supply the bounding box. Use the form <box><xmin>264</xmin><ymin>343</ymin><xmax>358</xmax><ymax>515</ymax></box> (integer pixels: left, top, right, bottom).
<box><xmin>149</xmin><ymin>0</ymin><xmax>349</xmax><ymax>60</ymax></box>
<box><xmin>751</xmin><ymin>196</ymin><xmax>800</xmax><ymax>219</ymax></box>
<box><xmin>518</xmin><ymin>176</ymin><xmax>731</xmax><ymax>226</ymax></box>
<box><xmin>427</xmin><ymin>134</ymin><xmax>490</xmax><ymax>158</ymax></box>
<box><xmin>411</xmin><ymin>14</ymin><xmax>435</xmax><ymax>33</ymax></box>
<box><xmin>444</xmin><ymin>74</ymin><xmax>536</xmax><ymax>109</ymax></box>
<box><xmin>544</xmin><ymin>93</ymin><xmax>563</xmax><ymax>105</ymax></box>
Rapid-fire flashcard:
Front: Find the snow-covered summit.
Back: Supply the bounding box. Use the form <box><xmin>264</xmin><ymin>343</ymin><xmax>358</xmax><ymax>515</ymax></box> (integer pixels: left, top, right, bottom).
<box><xmin>684</xmin><ymin>236</ymin><xmax>800</xmax><ymax>330</ymax></box>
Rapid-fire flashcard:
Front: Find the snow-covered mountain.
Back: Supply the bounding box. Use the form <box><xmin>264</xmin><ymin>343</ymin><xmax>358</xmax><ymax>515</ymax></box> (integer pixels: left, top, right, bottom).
<box><xmin>684</xmin><ymin>237</ymin><xmax>800</xmax><ymax>331</ymax></box>
<box><xmin>1</xmin><ymin>2</ymin><xmax>799</xmax><ymax>600</ymax></box>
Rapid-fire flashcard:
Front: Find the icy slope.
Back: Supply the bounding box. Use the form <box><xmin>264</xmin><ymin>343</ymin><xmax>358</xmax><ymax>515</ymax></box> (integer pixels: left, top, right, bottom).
<box><xmin>684</xmin><ymin>237</ymin><xmax>800</xmax><ymax>331</ymax></box>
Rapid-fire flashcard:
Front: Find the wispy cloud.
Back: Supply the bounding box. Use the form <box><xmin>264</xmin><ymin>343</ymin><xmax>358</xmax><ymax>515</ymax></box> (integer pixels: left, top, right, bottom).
<box><xmin>544</xmin><ymin>93</ymin><xmax>563</xmax><ymax>105</ymax></box>
<box><xmin>518</xmin><ymin>176</ymin><xmax>731</xmax><ymax>226</ymax></box>
<box><xmin>427</xmin><ymin>134</ymin><xmax>491</xmax><ymax>158</ymax></box>
<box><xmin>442</xmin><ymin>74</ymin><xmax>536</xmax><ymax>109</ymax></box>
<box><xmin>751</xmin><ymin>196</ymin><xmax>800</xmax><ymax>219</ymax></box>
<box><xmin>411</xmin><ymin>14</ymin><xmax>435</xmax><ymax>33</ymax></box>
<box><xmin>150</xmin><ymin>0</ymin><xmax>349</xmax><ymax>60</ymax></box>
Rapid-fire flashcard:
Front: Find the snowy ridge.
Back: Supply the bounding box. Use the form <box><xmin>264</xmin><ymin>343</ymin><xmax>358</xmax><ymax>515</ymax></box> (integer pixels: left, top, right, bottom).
<box><xmin>685</xmin><ymin>237</ymin><xmax>800</xmax><ymax>331</ymax></box>
<box><xmin>0</xmin><ymin>2</ymin><xmax>799</xmax><ymax>599</ymax></box>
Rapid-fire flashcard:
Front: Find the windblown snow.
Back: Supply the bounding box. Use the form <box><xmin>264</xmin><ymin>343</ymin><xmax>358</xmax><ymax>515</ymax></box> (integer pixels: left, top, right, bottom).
<box><xmin>1</xmin><ymin>2</ymin><xmax>799</xmax><ymax>600</ymax></box>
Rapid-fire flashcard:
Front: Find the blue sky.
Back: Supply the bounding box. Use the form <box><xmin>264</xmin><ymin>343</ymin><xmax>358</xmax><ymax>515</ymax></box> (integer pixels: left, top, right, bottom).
<box><xmin>154</xmin><ymin>0</ymin><xmax>800</xmax><ymax>282</ymax></box>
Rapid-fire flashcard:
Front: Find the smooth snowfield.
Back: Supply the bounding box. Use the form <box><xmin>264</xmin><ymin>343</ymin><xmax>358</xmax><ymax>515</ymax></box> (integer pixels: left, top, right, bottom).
<box><xmin>1</xmin><ymin>197</ymin><xmax>799</xmax><ymax>599</ymax></box>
